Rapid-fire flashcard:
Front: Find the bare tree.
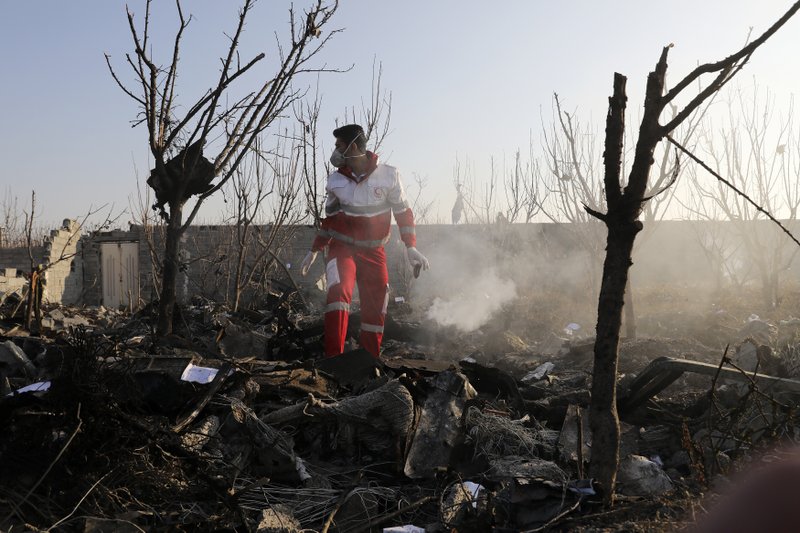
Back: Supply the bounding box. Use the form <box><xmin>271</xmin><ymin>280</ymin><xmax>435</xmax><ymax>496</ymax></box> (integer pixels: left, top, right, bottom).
<box><xmin>682</xmin><ymin>84</ymin><xmax>800</xmax><ymax>308</ymax></box>
<box><xmin>1</xmin><ymin>188</ymin><xmax>47</xmax><ymax>249</ymax></box>
<box><xmin>540</xmin><ymin>95</ymin><xmax>608</xmax><ymax>295</ymax></box>
<box><xmin>339</xmin><ymin>59</ymin><xmax>393</xmax><ymax>153</ymax></box>
<box><xmin>1</xmin><ymin>187</ymin><xmax>23</xmax><ymax>248</ymax></box>
<box><xmin>539</xmin><ymin>95</ymin><xmax>704</xmax><ymax>337</ymax></box>
<box><xmin>587</xmin><ymin>2</ymin><xmax>800</xmax><ymax>503</ymax></box>
<box><xmin>408</xmin><ymin>173</ymin><xmax>437</xmax><ymax>225</ymax></box>
<box><xmin>130</xmin><ymin>167</ymin><xmax>167</xmax><ymax>303</ymax></box>
<box><xmin>107</xmin><ymin>0</ymin><xmax>341</xmax><ymax>334</ymax></box>
<box><xmin>226</xmin><ymin>133</ymin><xmax>306</xmax><ymax>311</ymax></box>
<box><xmin>297</xmin><ymin>86</ymin><xmax>326</xmax><ymax>228</ymax></box>
<box><xmin>504</xmin><ymin>145</ymin><xmax>546</xmax><ymax>224</ymax></box>
<box><xmin>21</xmin><ymin>191</ymin><xmax>119</xmax><ymax>331</ymax></box>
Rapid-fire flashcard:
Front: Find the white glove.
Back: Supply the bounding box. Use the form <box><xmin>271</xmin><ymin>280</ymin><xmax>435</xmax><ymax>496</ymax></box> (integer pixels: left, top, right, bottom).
<box><xmin>301</xmin><ymin>251</ymin><xmax>318</xmax><ymax>276</ymax></box>
<box><xmin>406</xmin><ymin>247</ymin><xmax>430</xmax><ymax>271</ymax></box>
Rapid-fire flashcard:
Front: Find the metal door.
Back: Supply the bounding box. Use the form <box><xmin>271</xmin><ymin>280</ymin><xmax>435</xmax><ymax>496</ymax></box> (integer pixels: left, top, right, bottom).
<box><xmin>101</xmin><ymin>242</ymin><xmax>139</xmax><ymax>309</ymax></box>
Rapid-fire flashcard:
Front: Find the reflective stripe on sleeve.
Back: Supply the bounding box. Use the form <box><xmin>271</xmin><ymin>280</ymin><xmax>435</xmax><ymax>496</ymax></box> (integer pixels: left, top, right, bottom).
<box><xmin>361</xmin><ymin>322</ymin><xmax>384</xmax><ymax>333</ymax></box>
<box><xmin>399</xmin><ymin>226</ymin><xmax>416</xmax><ymax>235</ymax></box>
<box><xmin>340</xmin><ymin>204</ymin><xmax>392</xmax><ymax>217</ymax></box>
<box><xmin>325</xmin><ymin>302</ymin><xmax>350</xmax><ymax>313</ymax></box>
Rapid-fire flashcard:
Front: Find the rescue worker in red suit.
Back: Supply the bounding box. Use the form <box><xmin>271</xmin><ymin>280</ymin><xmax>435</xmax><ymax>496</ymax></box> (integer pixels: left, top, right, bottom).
<box><xmin>300</xmin><ymin>124</ymin><xmax>430</xmax><ymax>357</ymax></box>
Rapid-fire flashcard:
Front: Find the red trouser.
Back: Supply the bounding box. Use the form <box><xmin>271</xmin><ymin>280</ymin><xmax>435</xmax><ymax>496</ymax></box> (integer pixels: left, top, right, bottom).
<box><xmin>324</xmin><ymin>239</ymin><xmax>389</xmax><ymax>358</ymax></box>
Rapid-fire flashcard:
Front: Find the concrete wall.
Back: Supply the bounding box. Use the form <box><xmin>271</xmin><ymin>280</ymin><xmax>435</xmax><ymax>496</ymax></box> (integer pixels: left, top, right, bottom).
<box><xmin>0</xmin><ymin>219</ymin><xmax>82</xmax><ymax>304</ymax></box>
<box><xmin>5</xmin><ymin>218</ymin><xmax>800</xmax><ymax>307</ymax></box>
<box><xmin>0</xmin><ymin>246</ymin><xmax>45</xmax><ymax>272</ymax></box>
<box><xmin>42</xmin><ymin>220</ymin><xmax>83</xmax><ymax>304</ymax></box>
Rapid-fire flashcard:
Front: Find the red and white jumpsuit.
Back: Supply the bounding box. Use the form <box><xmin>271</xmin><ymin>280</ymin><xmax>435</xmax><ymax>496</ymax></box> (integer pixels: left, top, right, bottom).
<box><xmin>311</xmin><ymin>152</ymin><xmax>417</xmax><ymax>358</ymax></box>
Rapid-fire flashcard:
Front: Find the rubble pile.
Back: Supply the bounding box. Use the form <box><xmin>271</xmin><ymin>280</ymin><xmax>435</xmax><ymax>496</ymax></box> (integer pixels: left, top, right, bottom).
<box><xmin>2</xmin><ymin>286</ymin><xmax>800</xmax><ymax>531</ymax></box>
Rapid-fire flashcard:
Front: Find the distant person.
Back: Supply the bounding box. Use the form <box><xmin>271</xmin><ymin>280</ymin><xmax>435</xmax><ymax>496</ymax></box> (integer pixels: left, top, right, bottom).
<box><xmin>452</xmin><ymin>184</ymin><xmax>464</xmax><ymax>224</ymax></box>
<box><xmin>301</xmin><ymin>124</ymin><xmax>429</xmax><ymax>358</ymax></box>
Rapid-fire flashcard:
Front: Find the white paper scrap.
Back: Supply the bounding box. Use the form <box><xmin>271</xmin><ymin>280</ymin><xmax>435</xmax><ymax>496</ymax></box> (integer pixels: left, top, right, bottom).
<box><xmin>181</xmin><ymin>363</ymin><xmax>219</xmax><ymax>384</ymax></box>
<box><xmin>383</xmin><ymin>526</ymin><xmax>425</xmax><ymax>533</ymax></box>
<box><xmin>7</xmin><ymin>381</ymin><xmax>51</xmax><ymax>396</ymax></box>
<box><xmin>462</xmin><ymin>481</ymin><xmax>485</xmax><ymax>508</ymax></box>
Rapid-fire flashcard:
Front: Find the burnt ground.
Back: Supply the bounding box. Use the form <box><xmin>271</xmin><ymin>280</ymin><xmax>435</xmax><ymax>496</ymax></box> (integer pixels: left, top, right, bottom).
<box><xmin>1</xmin><ymin>283</ymin><xmax>800</xmax><ymax>532</ymax></box>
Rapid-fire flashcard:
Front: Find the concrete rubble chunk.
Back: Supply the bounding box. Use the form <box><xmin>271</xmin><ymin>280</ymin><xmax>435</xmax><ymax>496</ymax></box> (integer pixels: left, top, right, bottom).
<box><xmin>738</xmin><ymin>318</ymin><xmax>776</xmax><ymax>345</ymax></box>
<box><xmin>48</xmin><ymin>308</ymin><xmax>67</xmax><ymax>322</ymax></box>
<box><xmin>734</xmin><ymin>340</ymin><xmax>759</xmax><ymax>372</ymax></box>
<box><xmin>617</xmin><ymin>454</ymin><xmax>674</xmax><ymax>497</ymax></box>
<box><xmin>0</xmin><ymin>340</ymin><xmax>36</xmax><ymax>378</ymax></box>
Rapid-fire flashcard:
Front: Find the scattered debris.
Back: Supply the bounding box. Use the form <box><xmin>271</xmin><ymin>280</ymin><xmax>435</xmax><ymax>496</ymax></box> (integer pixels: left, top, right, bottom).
<box><xmin>2</xmin><ymin>291</ymin><xmax>800</xmax><ymax>531</ymax></box>
<box><xmin>404</xmin><ymin>370</ymin><xmax>475</xmax><ymax>478</ymax></box>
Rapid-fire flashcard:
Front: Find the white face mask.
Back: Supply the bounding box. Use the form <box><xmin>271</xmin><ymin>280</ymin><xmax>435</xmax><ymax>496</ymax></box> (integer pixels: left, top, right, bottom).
<box><xmin>329</xmin><ymin>149</ymin><xmax>346</xmax><ymax>168</ymax></box>
<box><xmin>330</xmin><ymin>135</ymin><xmax>365</xmax><ymax>167</ymax></box>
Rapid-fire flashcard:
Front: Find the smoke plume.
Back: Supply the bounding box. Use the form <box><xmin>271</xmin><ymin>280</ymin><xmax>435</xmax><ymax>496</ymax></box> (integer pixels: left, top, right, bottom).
<box><xmin>425</xmin><ymin>268</ymin><xmax>517</xmax><ymax>331</ymax></box>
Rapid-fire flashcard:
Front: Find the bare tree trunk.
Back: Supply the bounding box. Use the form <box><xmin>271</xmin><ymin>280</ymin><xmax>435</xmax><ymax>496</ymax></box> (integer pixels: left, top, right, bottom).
<box><xmin>624</xmin><ymin>277</ymin><xmax>636</xmax><ymax>339</ymax></box>
<box><xmin>589</xmin><ymin>218</ymin><xmax>640</xmax><ymax>496</ymax></box>
<box><xmin>585</xmin><ymin>2</ymin><xmax>800</xmax><ymax>494</ymax></box>
<box><xmin>590</xmin><ymin>64</ymin><xmax>668</xmax><ymax>502</ymax></box>
<box><xmin>25</xmin><ymin>270</ymin><xmax>38</xmax><ymax>333</ymax></box>
<box><xmin>157</xmin><ymin>202</ymin><xmax>183</xmax><ymax>335</ymax></box>
<box><xmin>233</xmin><ymin>228</ymin><xmax>248</xmax><ymax>312</ymax></box>
<box><xmin>589</xmin><ymin>72</ymin><xmax>630</xmax><ymax>502</ymax></box>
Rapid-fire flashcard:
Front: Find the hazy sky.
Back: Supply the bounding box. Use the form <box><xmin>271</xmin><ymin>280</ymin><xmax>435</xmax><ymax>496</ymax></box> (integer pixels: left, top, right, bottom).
<box><xmin>2</xmin><ymin>1</ymin><xmax>799</xmax><ymax>227</ymax></box>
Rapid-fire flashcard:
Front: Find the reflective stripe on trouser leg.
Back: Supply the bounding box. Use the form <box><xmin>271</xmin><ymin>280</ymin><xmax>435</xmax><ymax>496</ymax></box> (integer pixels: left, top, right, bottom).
<box><xmin>355</xmin><ymin>246</ymin><xmax>389</xmax><ymax>358</ymax></box>
<box><xmin>324</xmin><ymin>244</ymin><xmax>357</xmax><ymax>357</ymax></box>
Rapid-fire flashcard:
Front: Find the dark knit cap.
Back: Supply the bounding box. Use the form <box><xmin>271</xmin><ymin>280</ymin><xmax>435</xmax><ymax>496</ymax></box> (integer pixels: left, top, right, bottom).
<box><xmin>333</xmin><ymin>124</ymin><xmax>367</xmax><ymax>151</ymax></box>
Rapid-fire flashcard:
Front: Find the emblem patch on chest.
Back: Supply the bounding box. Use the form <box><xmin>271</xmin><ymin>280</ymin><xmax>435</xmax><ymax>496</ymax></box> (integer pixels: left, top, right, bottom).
<box><xmin>372</xmin><ymin>187</ymin><xmax>387</xmax><ymax>200</ymax></box>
